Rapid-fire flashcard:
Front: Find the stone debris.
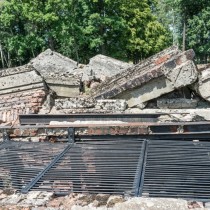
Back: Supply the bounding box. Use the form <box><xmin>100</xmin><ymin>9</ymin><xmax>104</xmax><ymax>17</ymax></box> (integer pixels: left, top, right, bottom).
<box><xmin>82</xmin><ymin>54</ymin><xmax>133</xmax><ymax>82</ymax></box>
<box><xmin>0</xmin><ymin>64</ymin><xmax>46</xmax><ymax>123</ymax></box>
<box><xmin>194</xmin><ymin>67</ymin><xmax>210</xmax><ymax>102</ymax></box>
<box><xmin>91</xmin><ymin>48</ymin><xmax>198</xmax><ymax>108</ymax></box>
<box><xmin>0</xmin><ymin>191</ymin><xmax>53</xmax><ymax>208</ymax></box>
<box><xmin>55</xmin><ymin>98</ymin><xmax>96</xmax><ymax>110</ymax></box>
<box><xmin>30</xmin><ymin>49</ymin><xmax>78</xmax><ymax>76</ymax></box>
<box><xmin>52</xmin><ymin>98</ymin><xmax>127</xmax><ymax>114</ymax></box>
<box><xmin>197</xmin><ymin>63</ymin><xmax>210</xmax><ymax>71</ymax></box>
<box><xmin>0</xmin><ymin>46</ymin><xmax>210</xmax><ymax>124</ymax></box>
<box><xmin>30</xmin><ymin>49</ymin><xmax>81</xmax><ymax>98</ymax></box>
<box><xmin>1</xmin><ymin>191</ymin><xmax>209</xmax><ymax>210</ymax></box>
<box><xmin>157</xmin><ymin>98</ymin><xmax>198</xmax><ymax>109</ymax></box>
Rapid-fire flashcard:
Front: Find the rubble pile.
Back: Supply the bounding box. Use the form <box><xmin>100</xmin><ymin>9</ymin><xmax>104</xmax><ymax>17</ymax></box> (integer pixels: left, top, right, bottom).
<box><xmin>0</xmin><ymin>190</ymin><xmax>208</xmax><ymax>210</ymax></box>
<box><xmin>0</xmin><ymin>46</ymin><xmax>210</xmax><ymax>124</ymax></box>
<box><xmin>52</xmin><ymin>98</ymin><xmax>127</xmax><ymax>114</ymax></box>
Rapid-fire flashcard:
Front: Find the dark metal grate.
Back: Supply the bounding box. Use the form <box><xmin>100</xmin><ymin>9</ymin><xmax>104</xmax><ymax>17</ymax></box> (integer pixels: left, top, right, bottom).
<box><xmin>142</xmin><ymin>140</ymin><xmax>210</xmax><ymax>200</ymax></box>
<box><xmin>0</xmin><ymin>141</ymin><xmax>66</xmax><ymax>191</ymax></box>
<box><xmin>2</xmin><ymin>138</ymin><xmax>210</xmax><ymax>200</ymax></box>
<box><xmin>31</xmin><ymin>139</ymin><xmax>145</xmax><ymax>196</ymax></box>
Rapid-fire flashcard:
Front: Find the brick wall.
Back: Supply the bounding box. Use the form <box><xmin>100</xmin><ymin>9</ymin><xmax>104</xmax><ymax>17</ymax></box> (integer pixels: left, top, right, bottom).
<box><xmin>0</xmin><ymin>88</ymin><xmax>47</xmax><ymax>124</ymax></box>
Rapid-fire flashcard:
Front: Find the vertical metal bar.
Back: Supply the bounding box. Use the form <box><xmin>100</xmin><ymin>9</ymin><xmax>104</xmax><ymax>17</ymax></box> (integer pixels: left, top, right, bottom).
<box><xmin>138</xmin><ymin>140</ymin><xmax>148</xmax><ymax>197</ymax></box>
<box><xmin>3</xmin><ymin>131</ymin><xmax>10</xmax><ymax>142</ymax></box>
<box><xmin>21</xmin><ymin>143</ymin><xmax>73</xmax><ymax>194</ymax></box>
<box><xmin>68</xmin><ymin>127</ymin><xmax>75</xmax><ymax>143</ymax></box>
<box><xmin>134</xmin><ymin>139</ymin><xmax>147</xmax><ymax>196</ymax></box>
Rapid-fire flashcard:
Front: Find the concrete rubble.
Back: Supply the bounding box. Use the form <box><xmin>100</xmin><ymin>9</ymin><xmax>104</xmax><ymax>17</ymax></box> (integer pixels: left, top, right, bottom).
<box><xmin>0</xmin><ymin>46</ymin><xmax>210</xmax><ymax>123</ymax></box>
<box><xmin>0</xmin><ymin>46</ymin><xmax>209</xmax><ymax>123</ymax></box>
<box><xmin>0</xmin><ymin>65</ymin><xmax>46</xmax><ymax>123</ymax></box>
<box><xmin>0</xmin><ymin>191</ymin><xmax>209</xmax><ymax>210</ymax></box>
<box><xmin>91</xmin><ymin>47</ymin><xmax>198</xmax><ymax>108</ymax></box>
<box><xmin>81</xmin><ymin>54</ymin><xmax>133</xmax><ymax>82</ymax></box>
<box><xmin>1</xmin><ymin>47</ymin><xmax>210</xmax><ymax>209</ymax></box>
<box><xmin>194</xmin><ymin>67</ymin><xmax>210</xmax><ymax>102</ymax></box>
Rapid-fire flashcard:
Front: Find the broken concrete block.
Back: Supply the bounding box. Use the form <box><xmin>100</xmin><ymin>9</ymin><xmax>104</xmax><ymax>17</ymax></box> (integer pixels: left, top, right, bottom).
<box><xmin>157</xmin><ymin>98</ymin><xmax>198</xmax><ymax>109</ymax></box>
<box><xmin>195</xmin><ymin>68</ymin><xmax>210</xmax><ymax>102</ymax></box>
<box><xmin>85</xmin><ymin>54</ymin><xmax>133</xmax><ymax>81</ymax></box>
<box><xmin>30</xmin><ymin>49</ymin><xmax>81</xmax><ymax>97</ymax></box>
<box><xmin>91</xmin><ymin>46</ymin><xmax>181</xmax><ymax>98</ymax></box>
<box><xmin>96</xmin><ymin>99</ymin><xmax>127</xmax><ymax>111</ymax></box>
<box><xmin>44</xmin><ymin>73</ymin><xmax>81</xmax><ymax>97</ymax></box>
<box><xmin>197</xmin><ymin>63</ymin><xmax>210</xmax><ymax>71</ymax></box>
<box><xmin>30</xmin><ymin>49</ymin><xmax>78</xmax><ymax>76</ymax></box>
<box><xmin>0</xmin><ymin>65</ymin><xmax>44</xmax><ymax>95</ymax></box>
<box><xmin>91</xmin><ymin>47</ymin><xmax>198</xmax><ymax>108</ymax></box>
<box><xmin>55</xmin><ymin>97</ymin><xmax>96</xmax><ymax>110</ymax></box>
<box><xmin>0</xmin><ymin>65</ymin><xmax>47</xmax><ymax>123</ymax></box>
<box><xmin>52</xmin><ymin>98</ymin><xmax>127</xmax><ymax>114</ymax></box>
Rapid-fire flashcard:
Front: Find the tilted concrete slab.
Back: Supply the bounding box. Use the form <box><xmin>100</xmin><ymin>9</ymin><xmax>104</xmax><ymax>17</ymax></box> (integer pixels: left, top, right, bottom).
<box><xmin>44</xmin><ymin>73</ymin><xmax>81</xmax><ymax>97</ymax></box>
<box><xmin>30</xmin><ymin>49</ymin><xmax>78</xmax><ymax>76</ymax></box>
<box><xmin>30</xmin><ymin>49</ymin><xmax>81</xmax><ymax>97</ymax></box>
<box><xmin>195</xmin><ymin>68</ymin><xmax>210</xmax><ymax>102</ymax></box>
<box><xmin>0</xmin><ymin>65</ymin><xmax>47</xmax><ymax>123</ymax></box>
<box><xmin>91</xmin><ymin>47</ymin><xmax>198</xmax><ymax>108</ymax></box>
<box><xmin>84</xmin><ymin>54</ymin><xmax>133</xmax><ymax>81</ymax></box>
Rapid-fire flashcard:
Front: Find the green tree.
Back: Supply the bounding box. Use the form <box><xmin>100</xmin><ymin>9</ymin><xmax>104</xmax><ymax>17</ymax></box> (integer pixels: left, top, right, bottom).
<box><xmin>0</xmin><ymin>0</ymin><xmax>170</xmax><ymax>67</ymax></box>
<box><xmin>187</xmin><ymin>7</ymin><xmax>210</xmax><ymax>63</ymax></box>
<box><xmin>156</xmin><ymin>0</ymin><xmax>181</xmax><ymax>46</ymax></box>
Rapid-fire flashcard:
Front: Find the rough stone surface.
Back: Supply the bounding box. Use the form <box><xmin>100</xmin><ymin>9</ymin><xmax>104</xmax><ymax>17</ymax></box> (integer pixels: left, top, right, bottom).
<box><xmin>30</xmin><ymin>49</ymin><xmax>78</xmax><ymax>76</ymax></box>
<box><xmin>96</xmin><ymin>99</ymin><xmax>127</xmax><ymax>111</ymax></box>
<box><xmin>91</xmin><ymin>46</ymin><xmax>181</xmax><ymax>99</ymax></box>
<box><xmin>116</xmin><ymin>51</ymin><xmax>198</xmax><ymax>108</ymax></box>
<box><xmin>90</xmin><ymin>47</ymin><xmax>198</xmax><ymax>108</ymax></box>
<box><xmin>83</xmin><ymin>54</ymin><xmax>133</xmax><ymax>82</ymax></box>
<box><xmin>0</xmin><ymin>191</ymin><xmax>53</xmax><ymax>208</ymax></box>
<box><xmin>157</xmin><ymin>98</ymin><xmax>198</xmax><ymax>109</ymax></box>
<box><xmin>195</xmin><ymin>68</ymin><xmax>210</xmax><ymax>102</ymax></box>
<box><xmin>197</xmin><ymin>63</ymin><xmax>210</xmax><ymax>71</ymax></box>
<box><xmin>1</xmin><ymin>191</ymin><xmax>209</xmax><ymax>210</ymax></box>
<box><xmin>30</xmin><ymin>49</ymin><xmax>81</xmax><ymax>97</ymax></box>
<box><xmin>0</xmin><ymin>65</ymin><xmax>44</xmax><ymax>95</ymax></box>
<box><xmin>71</xmin><ymin>197</ymin><xmax>189</xmax><ymax>210</ymax></box>
<box><xmin>55</xmin><ymin>98</ymin><xmax>96</xmax><ymax>110</ymax></box>
<box><xmin>52</xmin><ymin>98</ymin><xmax>127</xmax><ymax>113</ymax></box>
<box><xmin>0</xmin><ymin>64</ymin><xmax>47</xmax><ymax>123</ymax></box>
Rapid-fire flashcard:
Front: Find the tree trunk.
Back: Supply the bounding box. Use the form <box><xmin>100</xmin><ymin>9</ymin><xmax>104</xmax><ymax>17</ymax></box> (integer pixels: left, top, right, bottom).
<box><xmin>182</xmin><ymin>21</ymin><xmax>186</xmax><ymax>52</ymax></box>
<box><xmin>0</xmin><ymin>43</ymin><xmax>5</xmax><ymax>68</ymax></box>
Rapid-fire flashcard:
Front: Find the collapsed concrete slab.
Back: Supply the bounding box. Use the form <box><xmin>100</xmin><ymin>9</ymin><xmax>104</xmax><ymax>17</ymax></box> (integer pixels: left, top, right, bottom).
<box><xmin>194</xmin><ymin>67</ymin><xmax>210</xmax><ymax>102</ymax></box>
<box><xmin>197</xmin><ymin>63</ymin><xmax>210</xmax><ymax>71</ymax></box>
<box><xmin>157</xmin><ymin>98</ymin><xmax>198</xmax><ymax>109</ymax></box>
<box><xmin>30</xmin><ymin>49</ymin><xmax>131</xmax><ymax>97</ymax></box>
<box><xmin>0</xmin><ymin>65</ymin><xmax>47</xmax><ymax>123</ymax></box>
<box><xmin>51</xmin><ymin>98</ymin><xmax>127</xmax><ymax>114</ymax></box>
<box><xmin>43</xmin><ymin>72</ymin><xmax>81</xmax><ymax>97</ymax></box>
<box><xmin>91</xmin><ymin>47</ymin><xmax>198</xmax><ymax>108</ymax></box>
<box><xmin>30</xmin><ymin>49</ymin><xmax>81</xmax><ymax>97</ymax></box>
<box><xmin>30</xmin><ymin>49</ymin><xmax>78</xmax><ymax>75</ymax></box>
<box><xmin>83</xmin><ymin>54</ymin><xmax>133</xmax><ymax>81</ymax></box>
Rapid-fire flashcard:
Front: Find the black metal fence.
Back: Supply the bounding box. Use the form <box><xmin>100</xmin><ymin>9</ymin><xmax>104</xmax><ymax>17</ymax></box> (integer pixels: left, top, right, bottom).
<box><xmin>1</xmin><ymin>138</ymin><xmax>210</xmax><ymax>201</ymax></box>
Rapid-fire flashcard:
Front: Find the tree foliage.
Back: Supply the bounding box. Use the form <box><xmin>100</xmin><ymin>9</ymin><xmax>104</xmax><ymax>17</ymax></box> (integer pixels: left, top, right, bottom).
<box><xmin>156</xmin><ymin>0</ymin><xmax>210</xmax><ymax>63</ymax></box>
<box><xmin>0</xmin><ymin>0</ymin><xmax>169</xmax><ymax>67</ymax></box>
<box><xmin>187</xmin><ymin>6</ymin><xmax>210</xmax><ymax>63</ymax></box>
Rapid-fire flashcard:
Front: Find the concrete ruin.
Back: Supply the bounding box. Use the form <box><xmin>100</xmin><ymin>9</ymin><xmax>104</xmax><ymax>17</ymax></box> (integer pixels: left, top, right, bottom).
<box><xmin>0</xmin><ymin>46</ymin><xmax>210</xmax><ymax>124</ymax></box>
<box><xmin>91</xmin><ymin>47</ymin><xmax>198</xmax><ymax>108</ymax></box>
<box><xmin>194</xmin><ymin>67</ymin><xmax>210</xmax><ymax>102</ymax></box>
<box><xmin>0</xmin><ymin>65</ymin><xmax>46</xmax><ymax>123</ymax></box>
<box><xmin>1</xmin><ymin>47</ymin><xmax>210</xmax><ymax>209</ymax></box>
